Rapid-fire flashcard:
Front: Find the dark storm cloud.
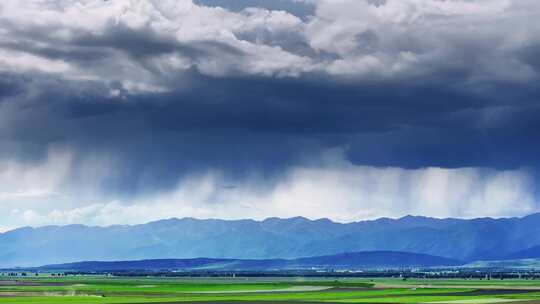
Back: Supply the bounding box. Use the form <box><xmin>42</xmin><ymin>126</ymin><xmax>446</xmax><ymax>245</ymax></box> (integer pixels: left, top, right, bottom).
<box><xmin>518</xmin><ymin>43</ymin><xmax>540</xmax><ymax>73</ymax></box>
<box><xmin>1</xmin><ymin>66</ymin><xmax>539</xmax><ymax>199</ymax></box>
<box><xmin>0</xmin><ymin>74</ymin><xmax>24</xmax><ymax>102</ymax></box>
<box><xmin>0</xmin><ymin>0</ymin><xmax>539</xmax><ymax>214</ymax></box>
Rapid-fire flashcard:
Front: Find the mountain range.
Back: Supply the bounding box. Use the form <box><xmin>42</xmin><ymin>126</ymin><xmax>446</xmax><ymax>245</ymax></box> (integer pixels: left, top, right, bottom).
<box><xmin>36</xmin><ymin>251</ymin><xmax>463</xmax><ymax>272</ymax></box>
<box><xmin>1</xmin><ymin>213</ymin><xmax>540</xmax><ymax>267</ymax></box>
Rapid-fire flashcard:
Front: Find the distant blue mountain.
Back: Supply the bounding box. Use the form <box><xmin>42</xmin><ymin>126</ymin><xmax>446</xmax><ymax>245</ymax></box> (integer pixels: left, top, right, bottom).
<box><xmin>37</xmin><ymin>251</ymin><xmax>464</xmax><ymax>272</ymax></box>
<box><xmin>1</xmin><ymin>214</ymin><xmax>540</xmax><ymax>267</ymax></box>
<box><xmin>505</xmin><ymin>245</ymin><xmax>540</xmax><ymax>260</ymax></box>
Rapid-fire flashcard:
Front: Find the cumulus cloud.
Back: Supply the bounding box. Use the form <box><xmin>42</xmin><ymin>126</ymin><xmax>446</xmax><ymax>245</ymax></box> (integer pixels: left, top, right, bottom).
<box><xmin>0</xmin><ymin>0</ymin><xmax>314</xmax><ymax>93</ymax></box>
<box><xmin>0</xmin><ymin>0</ymin><xmax>539</xmax><ymax>94</ymax></box>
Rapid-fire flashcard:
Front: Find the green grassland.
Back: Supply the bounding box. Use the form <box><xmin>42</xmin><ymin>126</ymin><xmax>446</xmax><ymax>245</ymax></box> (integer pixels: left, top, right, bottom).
<box><xmin>2</xmin><ymin>276</ymin><xmax>540</xmax><ymax>304</ymax></box>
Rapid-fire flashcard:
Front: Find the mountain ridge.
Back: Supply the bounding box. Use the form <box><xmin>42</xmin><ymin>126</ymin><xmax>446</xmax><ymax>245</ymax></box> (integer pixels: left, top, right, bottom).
<box><xmin>1</xmin><ymin>213</ymin><xmax>540</xmax><ymax>268</ymax></box>
<box><xmin>6</xmin><ymin>213</ymin><xmax>537</xmax><ymax>235</ymax></box>
<box><xmin>34</xmin><ymin>250</ymin><xmax>464</xmax><ymax>272</ymax></box>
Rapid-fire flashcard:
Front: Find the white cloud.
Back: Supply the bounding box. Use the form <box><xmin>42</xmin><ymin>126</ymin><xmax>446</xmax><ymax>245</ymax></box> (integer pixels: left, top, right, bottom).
<box><xmin>0</xmin><ymin>49</ymin><xmax>71</xmax><ymax>74</ymax></box>
<box><xmin>306</xmin><ymin>0</ymin><xmax>539</xmax><ymax>81</ymax></box>
<box><xmin>0</xmin><ymin>0</ymin><xmax>538</xmax><ymax>93</ymax></box>
<box><xmin>0</xmin><ymin>0</ymin><xmax>314</xmax><ymax>92</ymax></box>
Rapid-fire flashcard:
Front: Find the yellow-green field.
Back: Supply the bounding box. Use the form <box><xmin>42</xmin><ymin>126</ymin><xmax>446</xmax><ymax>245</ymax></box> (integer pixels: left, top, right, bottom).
<box><xmin>2</xmin><ymin>276</ymin><xmax>540</xmax><ymax>304</ymax></box>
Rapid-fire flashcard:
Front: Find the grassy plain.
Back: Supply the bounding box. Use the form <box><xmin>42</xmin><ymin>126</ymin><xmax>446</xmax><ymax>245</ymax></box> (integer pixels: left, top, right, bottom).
<box><xmin>1</xmin><ymin>276</ymin><xmax>540</xmax><ymax>304</ymax></box>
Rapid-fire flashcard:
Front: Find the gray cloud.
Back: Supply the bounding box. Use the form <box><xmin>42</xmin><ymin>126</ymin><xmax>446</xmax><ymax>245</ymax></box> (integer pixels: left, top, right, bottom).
<box><xmin>0</xmin><ymin>0</ymin><xmax>539</xmax><ymax>228</ymax></box>
<box><xmin>1</xmin><ymin>0</ymin><xmax>538</xmax><ymax>92</ymax></box>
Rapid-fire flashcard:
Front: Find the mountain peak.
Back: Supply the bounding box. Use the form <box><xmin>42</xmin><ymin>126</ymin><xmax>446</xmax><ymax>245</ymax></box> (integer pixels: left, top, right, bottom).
<box><xmin>262</xmin><ymin>216</ymin><xmax>311</xmax><ymax>223</ymax></box>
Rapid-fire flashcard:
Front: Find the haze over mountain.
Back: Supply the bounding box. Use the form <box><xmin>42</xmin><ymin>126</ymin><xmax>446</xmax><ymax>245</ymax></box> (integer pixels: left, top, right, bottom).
<box><xmin>2</xmin><ymin>214</ymin><xmax>540</xmax><ymax>268</ymax></box>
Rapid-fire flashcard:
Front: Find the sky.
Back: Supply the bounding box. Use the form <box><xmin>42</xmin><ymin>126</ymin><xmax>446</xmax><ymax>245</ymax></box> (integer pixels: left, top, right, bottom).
<box><xmin>0</xmin><ymin>0</ymin><xmax>539</xmax><ymax>231</ymax></box>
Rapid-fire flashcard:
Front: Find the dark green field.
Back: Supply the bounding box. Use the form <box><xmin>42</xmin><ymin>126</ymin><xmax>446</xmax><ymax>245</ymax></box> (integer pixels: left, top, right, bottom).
<box><xmin>2</xmin><ymin>276</ymin><xmax>540</xmax><ymax>304</ymax></box>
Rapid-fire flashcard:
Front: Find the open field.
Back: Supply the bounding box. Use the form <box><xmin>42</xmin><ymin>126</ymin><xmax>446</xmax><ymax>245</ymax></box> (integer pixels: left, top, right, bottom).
<box><xmin>2</xmin><ymin>276</ymin><xmax>540</xmax><ymax>304</ymax></box>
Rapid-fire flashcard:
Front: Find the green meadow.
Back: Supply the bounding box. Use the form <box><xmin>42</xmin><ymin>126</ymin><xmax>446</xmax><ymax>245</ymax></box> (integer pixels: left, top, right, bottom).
<box><xmin>1</xmin><ymin>276</ymin><xmax>540</xmax><ymax>304</ymax></box>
